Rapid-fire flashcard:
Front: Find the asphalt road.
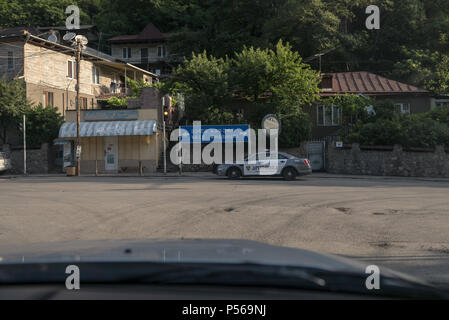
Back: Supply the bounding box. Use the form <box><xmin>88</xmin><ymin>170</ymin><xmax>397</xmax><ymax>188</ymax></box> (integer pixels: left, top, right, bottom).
<box><xmin>1</xmin><ymin>174</ymin><xmax>448</xmax><ymax>286</ymax></box>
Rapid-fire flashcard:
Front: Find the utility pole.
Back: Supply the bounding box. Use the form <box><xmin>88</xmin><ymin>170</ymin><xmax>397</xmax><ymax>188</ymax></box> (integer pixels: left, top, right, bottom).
<box><xmin>76</xmin><ymin>39</ymin><xmax>81</xmax><ymax>176</ymax></box>
<box><xmin>162</xmin><ymin>97</ymin><xmax>167</xmax><ymax>175</ymax></box>
<box><xmin>23</xmin><ymin>114</ymin><xmax>26</xmax><ymax>175</ymax></box>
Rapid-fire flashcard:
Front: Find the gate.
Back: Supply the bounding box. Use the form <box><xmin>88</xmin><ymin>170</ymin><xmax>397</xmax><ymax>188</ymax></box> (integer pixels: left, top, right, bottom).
<box><xmin>306</xmin><ymin>141</ymin><xmax>326</xmax><ymax>171</ymax></box>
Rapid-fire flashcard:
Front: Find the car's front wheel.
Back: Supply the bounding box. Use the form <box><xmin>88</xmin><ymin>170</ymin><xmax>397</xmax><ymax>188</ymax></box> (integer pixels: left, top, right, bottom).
<box><xmin>282</xmin><ymin>167</ymin><xmax>297</xmax><ymax>181</ymax></box>
<box><xmin>227</xmin><ymin>167</ymin><xmax>242</xmax><ymax>179</ymax></box>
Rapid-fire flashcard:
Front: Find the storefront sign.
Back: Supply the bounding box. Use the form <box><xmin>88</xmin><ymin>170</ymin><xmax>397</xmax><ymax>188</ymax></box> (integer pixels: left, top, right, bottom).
<box><xmin>84</xmin><ymin>110</ymin><xmax>139</xmax><ymax>121</ymax></box>
<box><xmin>179</xmin><ymin>124</ymin><xmax>250</xmax><ymax>143</ymax></box>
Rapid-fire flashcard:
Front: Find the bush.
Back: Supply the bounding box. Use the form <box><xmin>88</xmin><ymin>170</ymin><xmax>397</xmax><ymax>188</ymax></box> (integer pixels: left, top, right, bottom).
<box><xmin>103</xmin><ymin>97</ymin><xmax>128</xmax><ymax>109</ymax></box>
<box><xmin>278</xmin><ymin>111</ymin><xmax>311</xmax><ymax>148</ymax></box>
<box><xmin>346</xmin><ymin>111</ymin><xmax>449</xmax><ymax>147</ymax></box>
<box><xmin>352</xmin><ymin>119</ymin><xmax>403</xmax><ymax>146</ymax></box>
<box><xmin>401</xmin><ymin>116</ymin><xmax>449</xmax><ymax>147</ymax></box>
<box><xmin>371</xmin><ymin>100</ymin><xmax>400</xmax><ymax>121</ymax></box>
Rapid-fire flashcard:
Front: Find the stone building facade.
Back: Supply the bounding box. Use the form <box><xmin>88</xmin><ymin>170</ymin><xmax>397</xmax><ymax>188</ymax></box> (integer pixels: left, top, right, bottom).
<box><xmin>0</xmin><ymin>28</ymin><xmax>157</xmax><ymax>120</ymax></box>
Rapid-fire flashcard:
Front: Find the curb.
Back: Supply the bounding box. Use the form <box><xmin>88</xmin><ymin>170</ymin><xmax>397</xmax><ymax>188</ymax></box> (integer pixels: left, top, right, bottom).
<box><xmin>311</xmin><ymin>173</ymin><xmax>449</xmax><ymax>183</ymax></box>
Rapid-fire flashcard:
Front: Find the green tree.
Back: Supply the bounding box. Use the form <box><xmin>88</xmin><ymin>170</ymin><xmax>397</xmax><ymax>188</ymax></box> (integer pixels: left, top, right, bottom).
<box><xmin>22</xmin><ymin>104</ymin><xmax>64</xmax><ymax>147</ymax></box>
<box><xmin>0</xmin><ymin>78</ymin><xmax>31</xmax><ymax>144</ymax></box>
<box><xmin>162</xmin><ymin>51</ymin><xmax>231</xmax><ymax>124</ymax></box>
<box><xmin>0</xmin><ymin>0</ymin><xmax>96</xmax><ymax>28</ymax></box>
<box><xmin>163</xmin><ymin>41</ymin><xmax>319</xmax><ymax>145</ymax></box>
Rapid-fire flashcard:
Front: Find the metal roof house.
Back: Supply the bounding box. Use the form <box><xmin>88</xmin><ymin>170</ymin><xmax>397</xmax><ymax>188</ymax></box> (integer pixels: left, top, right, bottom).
<box><xmin>312</xmin><ymin>71</ymin><xmax>436</xmax><ymax>140</ymax></box>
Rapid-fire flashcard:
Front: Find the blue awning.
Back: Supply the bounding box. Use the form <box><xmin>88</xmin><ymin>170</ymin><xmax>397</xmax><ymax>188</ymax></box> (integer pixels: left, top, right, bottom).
<box><xmin>58</xmin><ymin>120</ymin><xmax>158</xmax><ymax>138</ymax></box>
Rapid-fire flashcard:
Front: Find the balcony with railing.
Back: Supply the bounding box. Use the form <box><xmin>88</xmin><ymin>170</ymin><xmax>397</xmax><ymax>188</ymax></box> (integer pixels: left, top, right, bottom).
<box><xmin>95</xmin><ymin>83</ymin><xmax>132</xmax><ymax>101</ymax></box>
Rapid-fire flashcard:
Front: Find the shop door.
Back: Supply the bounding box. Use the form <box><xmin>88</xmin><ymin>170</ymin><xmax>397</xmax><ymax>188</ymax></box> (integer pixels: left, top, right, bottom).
<box><xmin>104</xmin><ymin>137</ymin><xmax>118</xmax><ymax>171</ymax></box>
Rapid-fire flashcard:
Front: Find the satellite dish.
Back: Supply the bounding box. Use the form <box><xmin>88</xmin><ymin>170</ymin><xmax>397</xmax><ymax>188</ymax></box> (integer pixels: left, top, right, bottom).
<box><xmin>63</xmin><ymin>32</ymin><xmax>76</xmax><ymax>42</ymax></box>
<box><xmin>47</xmin><ymin>34</ymin><xmax>58</xmax><ymax>43</ymax></box>
<box><xmin>75</xmin><ymin>35</ymin><xmax>88</xmax><ymax>47</ymax></box>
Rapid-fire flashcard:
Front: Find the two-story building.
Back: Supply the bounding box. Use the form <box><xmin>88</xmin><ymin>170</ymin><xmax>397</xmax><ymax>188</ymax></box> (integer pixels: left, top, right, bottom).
<box><xmin>1</xmin><ymin>27</ymin><xmax>169</xmax><ymax>174</ymax></box>
<box><xmin>107</xmin><ymin>23</ymin><xmax>174</xmax><ymax>77</ymax></box>
<box><xmin>0</xmin><ymin>26</ymin><xmax>158</xmax><ymax>120</ymax></box>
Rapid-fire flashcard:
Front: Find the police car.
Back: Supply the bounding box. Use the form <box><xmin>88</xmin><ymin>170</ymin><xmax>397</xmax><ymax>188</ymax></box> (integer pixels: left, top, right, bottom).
<box><xmin>215</xmin><ymin>152</ymin><xmax>312</xmax><ymax>180</ymax></box>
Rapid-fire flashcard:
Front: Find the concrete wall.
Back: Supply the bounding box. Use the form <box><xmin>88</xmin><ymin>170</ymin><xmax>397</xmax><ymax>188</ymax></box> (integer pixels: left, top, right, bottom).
<box><xmin>127</xmin><ymin>87</ymin><xmax>162</xmax><ymax>121</ymax></box>
<box><xmin>24</xmin><ymin>42</ymin><xmax>95</xmax><ymax>115</ymax></box>
<box><xmin>327</xmin><ymin>143</ymin><xmax>449</xmax><ymax>177</ymax></box>
<box><xmin>2</xmin><ymin>143</ymin><xmax>49</xmax><ymax>174</ymax></box>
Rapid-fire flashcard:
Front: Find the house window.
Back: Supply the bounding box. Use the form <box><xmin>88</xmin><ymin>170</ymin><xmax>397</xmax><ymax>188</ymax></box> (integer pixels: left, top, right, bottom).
<box><xmin>141</xmin><ymin>48</ymin><xmax>148</xmax><ymax>63</ymax></box>
<box><xmin>67</xmin><ymin>60</ymin><xmax>77</xmax><ymax>79</ymax></box>
<box><xmin>317</xmin><ymin>105</ymin><xmax>341</xmax><ymax>126</ymax></box>
<box><xmin>81</xmin><ymin>97</ymin><xmax>88</xmax><ymax>110</ymax></box>
<box><xmin>43</xmin><ymin>92</ymin><xmax>54</xmax><ymax>107</ymax></box>
<box><xmin>122</xmin><ymin>47</ymin><xmax>132</xmax><ymax>59</ymax></box>
<box><xmin>7</xmin><ymin>51</ymin><xmax>14</xmax><ymax>70</ymax></box>
<box><xmin>395</xmin><ymin>103</ymin><xmax>411</xmax><ymax>115</ymax></box>
<box><xmin>157</xmin><ymin>45</ymin><xmax>166</xmax><ymax>57</ymax></box>
<box><xmin>92</xmin><ymin>66</ymin><xmax>100</xmax><ymax>84</ymax></box>
<box><xmin>436</xmin><ymin>100</ymin><xmax>449</xmax><ymax>108</ymax></box>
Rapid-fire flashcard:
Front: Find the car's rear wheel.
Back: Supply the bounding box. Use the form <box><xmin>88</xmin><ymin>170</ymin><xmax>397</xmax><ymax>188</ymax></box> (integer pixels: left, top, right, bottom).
<box><xmin>282</xmin><ymin>167</ymin><xmax>297</xmax><ymax>181</ymax></box>
<box><xmin>227</xmin><ymin>167</ymin><xmax>242</xmax><ymax>179</ymax></box>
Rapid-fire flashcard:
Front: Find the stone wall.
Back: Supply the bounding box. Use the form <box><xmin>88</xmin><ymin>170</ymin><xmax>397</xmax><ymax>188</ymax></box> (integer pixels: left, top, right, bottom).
<box><xmin>327</xmin><ymin>143</ymin><xmax>449</xmax><ymax>177</ymax></box>
<box><xmin>2</xmin><ymin>143</ymin><xmax>49</xmax><ymax>174</ymax></box>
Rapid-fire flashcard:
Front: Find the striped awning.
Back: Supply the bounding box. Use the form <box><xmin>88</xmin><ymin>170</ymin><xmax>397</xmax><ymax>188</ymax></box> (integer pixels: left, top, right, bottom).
<box><xmin>58</xmin><ymin>120</ymin><xmax>158</xmax><ymax>138</ymax></box>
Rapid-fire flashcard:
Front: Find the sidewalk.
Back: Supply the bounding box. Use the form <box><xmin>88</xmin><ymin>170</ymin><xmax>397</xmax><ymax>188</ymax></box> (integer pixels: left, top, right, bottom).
<box><xmin>312</xmin><ymin>172</ymin><xmax>449</xmax><ymax>183</ymax></box>
<box><xmin>0</xmin><ymin>171</ymin><xmax>217</xmax><ymax>179</ymax></box>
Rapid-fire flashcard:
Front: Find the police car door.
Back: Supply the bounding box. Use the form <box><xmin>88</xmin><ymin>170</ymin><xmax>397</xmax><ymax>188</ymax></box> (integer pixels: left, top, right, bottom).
<box><xmin>243</xmin><ymin>154</ymin><xmax>259</xmax><ymax>176</ymax></box>
<box><xmin>275</xmin><ymin>153</ymin><xmax>288</xmax><ymax>174</ymax></box>
<box><xmin>259</xmin><ymin>152</ymin><xmax>283</xmax><ymax>175</ymax></box>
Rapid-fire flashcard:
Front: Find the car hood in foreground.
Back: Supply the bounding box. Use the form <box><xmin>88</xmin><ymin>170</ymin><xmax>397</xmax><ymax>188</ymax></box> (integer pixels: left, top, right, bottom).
<box><xmin>0</xmin><ymin>238</ymin><xmax>427</xmax><ymax>285</ymax></box>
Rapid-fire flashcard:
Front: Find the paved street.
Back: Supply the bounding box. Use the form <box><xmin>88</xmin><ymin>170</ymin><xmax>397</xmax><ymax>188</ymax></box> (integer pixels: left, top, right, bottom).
<box><xmin>1</xmin><ymin>174</ymin><xmax>448</xmax><ymax>286</ymax></box>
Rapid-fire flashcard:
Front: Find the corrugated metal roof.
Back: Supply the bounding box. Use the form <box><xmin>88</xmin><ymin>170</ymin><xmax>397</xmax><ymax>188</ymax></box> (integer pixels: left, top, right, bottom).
<box><xmin>0</xmin><ymin>26</ymin><xmax>39</xmax><ymax>38</ymax></box>
<box><xmin>320</xmin><ymin>72</ymin><xmax>429</xmax><ymax>96</ymax></box>
<box><xmin>59</xmin><ymin>120</ymin><xmax>158</xmax><ymax>138</ymax></box>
